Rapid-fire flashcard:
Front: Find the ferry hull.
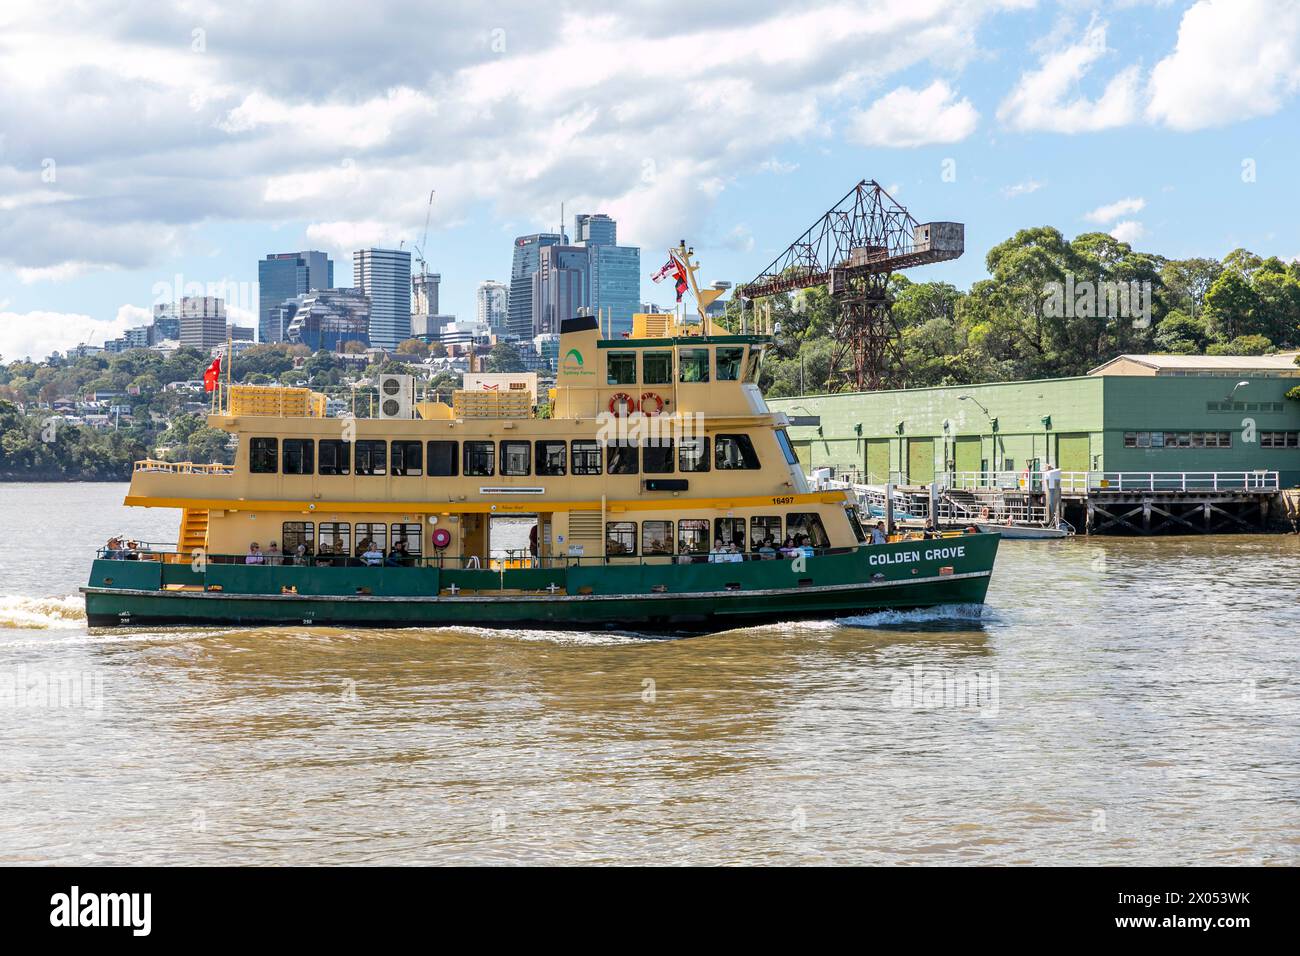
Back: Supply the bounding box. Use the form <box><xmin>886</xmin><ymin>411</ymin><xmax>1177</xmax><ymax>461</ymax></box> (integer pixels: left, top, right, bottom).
<box><xmin>82</xmin><ymin>535</ymin><xmax>999</xmax><ymax>634</ymax></box>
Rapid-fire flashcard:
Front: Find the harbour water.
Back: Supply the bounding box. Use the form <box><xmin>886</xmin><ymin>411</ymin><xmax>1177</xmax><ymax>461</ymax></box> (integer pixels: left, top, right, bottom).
<box><xmin>1</xmin><ymin>482</ymin><xmax>1296</xmax><ymax>865</ymax></box>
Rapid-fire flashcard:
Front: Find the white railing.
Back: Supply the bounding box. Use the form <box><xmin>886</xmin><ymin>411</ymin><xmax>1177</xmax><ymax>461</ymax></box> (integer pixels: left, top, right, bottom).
<box><xmin>133</xmin><ymin>459</ymin><xmax>234</xmax><ymax>475</ymax></box>
<box><xmin>948</xmin><ymin>470</ymin><xmax>1279</xmax><ymax>493</ymax></box>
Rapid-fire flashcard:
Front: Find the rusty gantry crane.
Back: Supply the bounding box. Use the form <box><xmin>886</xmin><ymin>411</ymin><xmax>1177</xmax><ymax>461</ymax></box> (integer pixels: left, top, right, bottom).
<box><xmin>738</xmin><ymin>180</ymin><xmax>964</xmax><ymax>392</ymax></box>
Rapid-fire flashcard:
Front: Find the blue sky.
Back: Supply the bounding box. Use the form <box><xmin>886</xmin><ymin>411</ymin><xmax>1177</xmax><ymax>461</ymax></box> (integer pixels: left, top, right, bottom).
<box><xmin>1</xmin><ymin>0</ymin><xmax>1298</xmax><ymax>359</ymax></box>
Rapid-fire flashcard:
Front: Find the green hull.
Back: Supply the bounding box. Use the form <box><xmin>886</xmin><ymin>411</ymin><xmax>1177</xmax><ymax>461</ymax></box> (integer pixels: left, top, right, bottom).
<box><xmin>83</xmin><ymin>534</ymin><xmax>999</xmax><ymax>633</ymax></box>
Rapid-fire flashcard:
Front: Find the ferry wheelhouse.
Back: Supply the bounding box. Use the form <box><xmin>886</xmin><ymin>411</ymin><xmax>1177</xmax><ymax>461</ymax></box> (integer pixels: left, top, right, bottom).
<box><xmin>82</xmin><ymin>248</ymin><xmax>999</xmax><ymax>631</ymax></box>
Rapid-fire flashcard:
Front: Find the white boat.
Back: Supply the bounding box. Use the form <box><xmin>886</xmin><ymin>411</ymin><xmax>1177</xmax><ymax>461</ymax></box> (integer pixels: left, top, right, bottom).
<box><xmin>975</xmin><ymin>522</ymin><xmax>1073</xmax><ymax>540</ymax></box>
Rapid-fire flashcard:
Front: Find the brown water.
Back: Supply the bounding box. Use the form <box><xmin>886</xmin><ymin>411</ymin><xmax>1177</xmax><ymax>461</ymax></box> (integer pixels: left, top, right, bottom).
<box><xmin>0</xmin><ymin>482</ymin><xmax>1297</xmax><ymax>865</ymax></box>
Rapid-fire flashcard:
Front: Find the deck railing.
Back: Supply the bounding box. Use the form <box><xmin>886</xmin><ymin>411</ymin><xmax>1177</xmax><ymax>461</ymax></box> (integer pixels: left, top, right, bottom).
<box><xmin>947</xmin><ymin>470</ymin><xmax>1279</xmax><ymax>494</ymax></box>
<box><xmin>133</xmin><ymin>459</ymin><xmax>234</xmax><ymax>475</ymax></box>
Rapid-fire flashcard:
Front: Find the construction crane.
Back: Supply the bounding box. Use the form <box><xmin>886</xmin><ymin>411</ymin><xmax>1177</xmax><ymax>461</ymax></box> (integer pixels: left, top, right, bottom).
<box><xmin>737</xmin><ymin>179</ymin><xmax>963</xmax><ymax>392</ymax></box>
<box><xmin>413</xmin><ymin>189</ymin><xmax>435</xmax><ymax>274</ymax></box>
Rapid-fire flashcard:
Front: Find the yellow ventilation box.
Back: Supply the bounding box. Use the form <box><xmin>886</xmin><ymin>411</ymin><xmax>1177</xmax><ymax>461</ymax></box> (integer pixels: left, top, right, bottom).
<box><xmin>452</xmin><ymin>389</ymin><xmax>533</xmax><ymax>419</ymax></box>
<box><xmin>228</xmin><ymin>385</ymin><xmax>327</xmax><ymax>418</ymax></box>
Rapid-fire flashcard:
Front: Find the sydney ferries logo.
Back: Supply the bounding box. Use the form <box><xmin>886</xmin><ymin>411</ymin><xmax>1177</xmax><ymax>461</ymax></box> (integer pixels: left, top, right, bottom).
<box><xmin>560</xmin><ymin>347</ymin><xmax>593</xmax><ymax>376</ymax></box>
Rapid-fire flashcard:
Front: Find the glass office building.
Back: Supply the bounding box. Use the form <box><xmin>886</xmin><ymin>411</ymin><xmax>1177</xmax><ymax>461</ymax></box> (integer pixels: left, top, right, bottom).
<box><xmin>257</xmin><ymin>251</ymin><xmax>332</xmax><ymax>343</ymax></box>
<box><xmin>354</xmin><ymin>248</ymin><xmax>412</xmax><ymax>350</ymax></box>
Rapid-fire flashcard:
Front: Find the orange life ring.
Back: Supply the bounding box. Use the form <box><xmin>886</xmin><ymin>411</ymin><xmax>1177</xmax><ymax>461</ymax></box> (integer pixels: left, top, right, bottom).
<box><xmin>431</xmin><ymin>528</ymin><xmax>452</xmax><ymax>550</ymax></box>
<box><xmin>608</xmin><ymin>393</ymin><xmax>637</xmax><ymax>416</ymax></box>
<box><xmin>979</xmin><ymin>506</ymin><xmax>990</xmax><ymax>520</ymax></box>
<box><xmin>640</xmin><ymin>391</ymin><xmax>665</xmax><ymax>416</ymax></box>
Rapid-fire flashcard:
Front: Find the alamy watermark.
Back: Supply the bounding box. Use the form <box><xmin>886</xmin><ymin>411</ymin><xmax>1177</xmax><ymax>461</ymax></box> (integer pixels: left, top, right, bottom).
<box><xmin>889</xmin><ymin>663</ymin><xmax>999</xmax><ymax>717</ymax></box>
<box><xmin>1043</xmin><ymin>275</ymin><xmax>1152</xmax><ymax>329</ymax></box>
<box><xmin>0</xmin><ymin>666</ymin><xmax>104</xmax><ymax>714</ymax></box>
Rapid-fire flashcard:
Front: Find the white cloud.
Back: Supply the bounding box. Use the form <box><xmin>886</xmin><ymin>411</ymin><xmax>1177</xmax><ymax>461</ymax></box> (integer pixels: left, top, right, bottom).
<box><xmin>1084</xmin><ymin>196</ymin><xmax>1146</xmax><ymax>223</ymax></box>
<box><xmin>304</xmin><ymin>220</ymin><xmax>404</xmax><ymax>263</ymax></box>
<box><xmin>1108</xmin><ymin>220</ymin><xmax>1145</xmax><ymax>244</ymax></box>
<box><xmin>14</xmin><ymin>262</ymin><xmax>103</xmax><ymax>283</ymax></box>
<box><xmin>1146</xmin><ymin>0</ymin><xmax>1300</xmax><ymax>130</ymax></box>
<box><xmin>848</xmin><ymin>80</ymin><xmax>979</xmax><ymax>147</ymax></box>
<box><xmin>1002</xmin><ymin>179</ymin><xmax>1044</xmax><ymax>198</ymax></box>
<box><xmin>0</xmin><ymin>308</ymin><xmax>133</xmax><ymax>360</ymax></box>
<box><xmin>997</xmin><ymin>19</ymin><xmax>1141</xmax><ymax>133</ymax></box>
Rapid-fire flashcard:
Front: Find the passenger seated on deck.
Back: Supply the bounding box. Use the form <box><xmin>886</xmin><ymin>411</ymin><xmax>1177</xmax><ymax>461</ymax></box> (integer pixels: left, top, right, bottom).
<box><xmin>245</xmin><ymin>542</ymin><xmax>265</xmax><ymax>565</ymax></box>
<box><xmin>870</xmin><ymin>522</ymin><xmax>888</xmax><ymax>545</ymax></box>
<box><xmin>780</xmin><ymin>535</ymin><xmax>799</xmax><ymax>559</ymax></box>
<box><xmin>798</xmin><ymin>535</ymin><xmax>816</xmax><ymax>559</ymax></box>
<box><xmin>361</xmin><ymin>541</ymin><xmax>385</xmax><ymax>566</ymax></box>
<box><xmin>104</xmin><ymin>536</ymin><xmax>124</xmax><ymax>559</ymax></box>
<box><xmin>265</xmin><ymin>541</ymin><xmax>283</xmax><ymax>566</ymax></box>
<box><xmin>708</xmin><ymin>539</ymin><xmax>727</xmax><ymax>563</ymax></box>
<box><xmin>293</xmin><ymin>544</ymin><xmax>311</xmax><ymax>565</ymax></box>
<box><xmin>758</xmin><ymin>538</ymin><xmax>777</xmax><ymax>559</ymax></box>
<box><xmin>386</xmin><ymin>540</ymin><xmax>410</xmax><ymax>567</ymax></box>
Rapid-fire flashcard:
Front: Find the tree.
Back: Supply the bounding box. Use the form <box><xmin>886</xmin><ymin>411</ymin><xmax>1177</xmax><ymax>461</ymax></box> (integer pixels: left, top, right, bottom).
<box><xmin>396</xmin><ymin>338</ymin><xmax>430</xmax><ymax>358</ymax></box>
<box><xmin>1203</xmin><ymin>270</ymin><xmax>1261</xmax><ymax>342</ymax></box>
<box><xmin>486</xmin><ymin>342</ymin><xmax>526</xmax><ymax>373</ymax></box>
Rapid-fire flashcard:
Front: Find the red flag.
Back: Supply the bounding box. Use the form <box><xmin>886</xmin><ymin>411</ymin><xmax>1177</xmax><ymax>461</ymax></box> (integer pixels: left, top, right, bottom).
<box><xmin>673</xmin><ymin>259</ymin><xmax>688</xmax><ymax>302</ymax></box>
<box><xmin>203</xmin><ymin>357</ymin><xmax>221</xmax><ymax>392</ymax></box>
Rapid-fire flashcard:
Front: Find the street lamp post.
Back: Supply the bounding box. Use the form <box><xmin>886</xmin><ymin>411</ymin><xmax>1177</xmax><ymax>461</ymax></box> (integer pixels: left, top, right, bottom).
<box><xmin>959</xmin><ymin>395</ymin><xmax>999</xmax><ymax>481</ymax></box>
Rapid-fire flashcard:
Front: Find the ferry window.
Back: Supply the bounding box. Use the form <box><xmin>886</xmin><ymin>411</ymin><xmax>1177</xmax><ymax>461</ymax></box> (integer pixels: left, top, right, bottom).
<box><xmin>390</xmin><ymin>524</ymin><xmax>422</xmax><ymax>560</ymax></box>
<box><xmin>355</xmin><ymin>440</ymin><xmax>387</xmax><ymax>476</ymax></box>
<box><xmin>536</xmin><ymin>440</ymin><xmax>567</xmax><ymax>476</ymax></box>
<box><xmin>427</xmin><ymin>440</ymin><xmax>459</xmax><ymax>477</ymax></box>
<box><xmin>283</xmin><ymin>438</ymin><xmax>314</xmax><ymax>475</ymax></box>
<box><xmin>464</xmin><ymin>441</ymin><xmax>495</xmax><ymax>477</ymax></box>
<box><xmin>319</xmin><ymin>440</ymin><xmax>351</xmax><ymax>476</ymax></box>
<box><xmin>607</xmin><ymin>351</ymin><xmax>637</xmax><ymax>386</ymax></box>
<box><xmin>716</xmin><ymin>347</ymin><xmax>744</xmax><ymax>381</ymax></box>
<box><xmin>572</xmin><ymin>440</ymin><xmax>602</xmax><ymax>475</ymax></box>
<box><xmin>643</xmin><ymin>351</ymin><xmax>673</xmax><ymax>385</ymax></box>
<box><xmin>354</xmin><ymin>522</ymin><xmax>387</xmax><ymax>557</ymax></box>
<box><xmin>787</xmin><ymin>513</ymin><xmax>829</xmax><ymax>549</ymax></box>
<box><xmin>318</xmin><ymin>522</ymin><xmax>351</xmax><ymax>559</ymax></box>
<box><xmin>1262</xmin><ymin>431</ymin><xmax>1300</xmax><ymax>448</ymax></box>
<box><xmin>605</xmin><ymin>521</ymin><xmax>637</xmax><ymax>556</ymax></box>
<box><xmin>391</xmin><ymin>441</ymin><xmax>423</xmax><ymax>476</ymax></box>
<box><xmin>642</xmin><ymin>521</ymin><xmax>673</xmax><ymax>555</ymax></box>
<box><xmin>606</xmin><ymin>442</ymin><xmax>639</xmax><ymax>475</ymax></box>
<box><xmin>714</xmin><ymin>517</ymin><xmax>745</xmax><ymax>552</ymax></box>
<box><xmin>281</xmin><ymin>521</ymin><xmax>314</xmax><ymax>558</ymax></box>
<box><xmin>642</xmin><ymin>438</ymin><xmax>674</xmax><ymax>474</ymax></box>
<box><xmin>775</xmin><ymin>429</ymin><xmax>800</xmax><ymax>466</ymax></box>
<box><xmin>679</xmin><ymin>436</ymin><xmax>710</xmax><ymax>472</ymax></box>
<box><xmin>500</xmin><ymin>440</ymin><xmax>531</xmax><ymax>476</ymax></box>
<box><xmin>250</xmin><ymin>437</ymin><xmax>278</xmax><ymax>474</ymax></box>
<box><xmin>744</xmin><ymin>346</ymin><xmax>764</xmax><ymax>382</ymax></box>
<box><xmin>716</xmin><ymin>434</ymin><xmax>760</xmax><ymax>470</ymax></box>
<box><xmin>679</xmin><ymin>348</ymin><xmax>710</xmax><ymax>383</ymax></box>
<box><xmin>678</xmin><ymin>519</ymin><xmax>710</xmax><ymax>557</ymax></box>
<box><xmin>751</xmin><ymin>516</ymin><xmax>782</xmax><ymax>548</ymax></box>
<box><xmin>845</xmin><ymin>507</ymin><xmax>868</xmax><ymax>544</ymax></box>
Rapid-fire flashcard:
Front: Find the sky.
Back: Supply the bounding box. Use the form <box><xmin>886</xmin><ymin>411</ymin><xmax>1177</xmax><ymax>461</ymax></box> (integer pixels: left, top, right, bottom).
<box><xmin>1</xmin><ymin>0</ymin><xmax>1299</xmax><ymax>360</ymax></box>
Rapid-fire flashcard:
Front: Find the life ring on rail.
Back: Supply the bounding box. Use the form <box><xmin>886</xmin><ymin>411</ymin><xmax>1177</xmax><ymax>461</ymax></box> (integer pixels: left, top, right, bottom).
<box><xmin>979</xmin><ymin>506</ymin><xmax>990</xmax><ymax>520</ymax></box>
<box><xmin>640</xmin><ymin>392</ymin><xmax>665</xmax><ymax>416</ymax></box>
<box><xmin>608</xmin><ymin>392</ymin><xmax>638</xmax><ymax>416</ymax></box>
<box><xmin>431</xmin><ymin>528</ymin><xmax>452</xmax><ymax>550</ymax></box>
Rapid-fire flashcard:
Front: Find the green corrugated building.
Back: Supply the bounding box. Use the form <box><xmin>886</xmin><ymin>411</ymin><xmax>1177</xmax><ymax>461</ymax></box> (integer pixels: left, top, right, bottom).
<box><xmin>769</xmin><ymin>353</ymin><xmax>1300</xmax><ymax>489</ymax></box>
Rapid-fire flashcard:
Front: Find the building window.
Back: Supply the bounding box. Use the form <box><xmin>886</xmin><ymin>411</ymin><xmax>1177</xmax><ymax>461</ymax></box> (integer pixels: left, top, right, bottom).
<box><xmin>1125</xmin><ymin>430</ymin><xmax>1234</xmax><ymax>449</ymax></box>
<box><xmin>715</xmin><ymin>433</ymin><xmax>760</xmax><ymax>469</ymax></box>
<box><xmin>390</xmin><ymin>523</ymin><xmax>422</xmax><ymax>560</ymax></box>
<box><xmin>642</xmin><ymin>521</ymin><xmax>673</xmax><ymax>555</ymax></box>
<box><xmin>427</xmin><ymin>440</ymin><xmax>458</xmax><ymax>477</ymax></box>
<box><xmin>392</xmin><ymin>441</ymin><xmax>423</xmax><ymax>476</ymax></box>
<box><xmin>355</xmin><ymin>440</ymin><xmax>387</xmax><ymax>476</ymax></box>
<box><xmin>281</xmin><ymin>521</ymin><xmax>314</xmax><ymax>560</ymax></box>
<box><xmin>283</xmin><ymin>439</ymin><xmax>314</xmax><ymax>475</ymax></box>
<box><xmin>714</xmin><ymin>517</ymin><xmax>745</xmax><ymax>552</ymax></box>
<box><xmin>572</xmin><ymin>440</ymin><xmax>602</xmax><ymax>475</ymax></box>
<box><xmin>643</xmin><ymin>351</ymin><xmax>673</xmax><ymax>385</ymax></box>
<box><xmin>317</xmin><ymin>522</ymin><xmax>351</xmax><ymax>560</ymax></box>
<box><xmin>679</xmin><ymin>436</ymin><xmax>710</xmax><ymax>472</ymax></box>
<box><xmin>679</xmin><ymin>348</ymin><xmax>710</xmax><ymax>383</ymax></box>
<box><xmin>354</xmin><ymin>522</ymin><xmax>387</xmax><ymax>557</ymax></box>
<box><xmin>250</xmin><ymin>437</ymin><xmax>278</xmax><ymax>474</ymax></box>
<box><xmin>787</xmin><ymin>513</ymin><xmax>830</xmax><ymax>549</ymax></box>
<box><xmin>319</xmin><ymin>440</ymin><xmax>351</xmax><ymax>476</ymax></box>
<box><xmin>536</xmin><ymin>440</ymin><xmax>566</xmax><ymax>476</ymax></box>
<box><xmin>716</xmin><ymin>347</ymin><xmax>744</xmax><ymax>381</ymax></box>
<box><xmin>500</xmin><ymin>440</ymin><xmax>531</xmax><ymax>476</ymax></box>
<box><xmin>606</xmin><ymin>521</ymin><xmax>637</xmax><ymax>556</ymax></box>
<box><xmin>464</xmin><ymin>441</ymin><xmax>495</xmax><ymax>476</ymax></box>
<box><xmin>751</xmin><ymin>516</ymin><xmax>782</xmax><ymax>549</ymax></box>
<box><xmin>607</xmin><ymin>351</ymin><xmax>637</xmax><ymax>386</ymax></box>
<box><xmin>606</xmin><ymin>442</ymin><xmax>639</xmax><ymax>475</ymax></box>
<box><xmin>1261</xmin><ymin>431</ymin><xmax>1300</xmax><ymax>448</ymax></box>
<box><xmin>678</xmin><ymin>518</ymin><xmax>710</xmax><ymax>557</ymax></box>
<box><xmin>642</xmin><ymin>438</ymin><xmax>674</xmax><ymax>474</ymax></box>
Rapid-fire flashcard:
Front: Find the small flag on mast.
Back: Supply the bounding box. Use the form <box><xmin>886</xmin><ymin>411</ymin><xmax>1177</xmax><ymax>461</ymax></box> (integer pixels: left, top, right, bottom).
<box><xmin>203</xmin><ymin>356</ymin><xmax>221</xmax><ymax>392</ymax></box>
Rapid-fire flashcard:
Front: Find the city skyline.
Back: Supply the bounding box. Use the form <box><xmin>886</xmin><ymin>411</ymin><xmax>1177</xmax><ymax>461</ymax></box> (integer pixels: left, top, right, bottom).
<box><xmin>3</xmin><ymin>1</ymin><xmax>1300</xmax><ymax>359</ymax></box>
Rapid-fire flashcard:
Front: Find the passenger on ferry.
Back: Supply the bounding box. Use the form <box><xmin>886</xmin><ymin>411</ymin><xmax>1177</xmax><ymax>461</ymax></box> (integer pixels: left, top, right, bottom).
<box><xmin>245</xmin><ymin>543</ymin><xmax>265</xmax><ymax>565</ymax></box>
<box><xmin>361</xmin><ymin>540</ymin><xmax>385</xmax><ymax>567</ymax></box>
<box><xmin>293</xmin><ymin>544</ymin><xmax>311</xmax><ymax>565</ymax></box>
<box><xmin>758</xmin><ymin>538</ymin><xmax>777</xmax><ymax>559</ymax></box>
<box><xmin>870</xmin><ymin>522</ymin><xmax>888</xmax><ymax>545</ymax></box>
<box><xmin>265</xmin><ymin>541</ymin><xmax>283</xmax><ymax>566</ymax></box>
<box><xmin>798</xmin><ymin>535</ymin><xmax>816</xmax><ymax>559</ymax></box>
<box><xmin>104</xmin><ymin>536</ymin><xmax>123</xmax><ymax>559</ymax></box>
<box><xmin>386</xmin><ymin>540</ymin><xmax>410</xmax><ymax>567</ymax></box>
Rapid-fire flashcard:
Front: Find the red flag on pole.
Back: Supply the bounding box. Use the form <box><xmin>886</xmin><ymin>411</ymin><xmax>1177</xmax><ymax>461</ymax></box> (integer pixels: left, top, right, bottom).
<box><xmin>203</xmin><ymin>357</ymin><xmax>221</xmax><ymax>392</ymax></box>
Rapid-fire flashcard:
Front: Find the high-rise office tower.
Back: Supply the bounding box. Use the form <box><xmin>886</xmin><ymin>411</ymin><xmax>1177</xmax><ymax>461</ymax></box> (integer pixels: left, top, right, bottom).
<box><xmin>163</xmin><ymin>296</ymin><xmax>228</xmax><ymax>352</ymax></box>
<box><xmin>283</xmin><ymin>289</ymin><xmax>372</xmax><ymax>352</ymax></box>
<box><xmin>476</xmin><ymin>280</ymin><xmax>509</xmax><ymax>332</ymax></box>
<box><xmin>354</xmin><ymin>248</ymin><xmax>412</xmax><ymax>350</ymax></box>
<box><xmin>509</xmin><ymin>233</ymin><xmax>564</xmax><ymax>339</ymax></box>
<box><xmin>257</xmin><ymin>251</ymin><xmax>333</xmax><ymax>343</ymax></box>
<box><xmin>573</xmin><ymin>213</ymin><xmax>639</xmax><ymax>338</ymax></box>
<box><xmin>532</xmin><ymin>245</ymin><xmax>591</xmax><ymax>336</ymax></box>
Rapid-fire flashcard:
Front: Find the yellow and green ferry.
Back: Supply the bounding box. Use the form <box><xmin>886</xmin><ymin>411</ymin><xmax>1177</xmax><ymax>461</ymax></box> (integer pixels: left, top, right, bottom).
<box><xmin>82</xmin><ymin>248</ymin><xmax>999</xmax><ymax>632</ymax></box>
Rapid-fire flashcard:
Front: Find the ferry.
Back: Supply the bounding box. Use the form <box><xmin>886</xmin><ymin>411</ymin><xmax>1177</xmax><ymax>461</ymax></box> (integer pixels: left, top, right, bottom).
<box><xmin>81</xmin><ymin>247</ymin><xmax>999</xmax><ymax>632</ymax></box>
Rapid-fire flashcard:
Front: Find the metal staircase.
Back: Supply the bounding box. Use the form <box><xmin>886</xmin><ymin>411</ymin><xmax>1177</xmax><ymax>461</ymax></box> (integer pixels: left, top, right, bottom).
<box><xmin>178</xmin><ymin>508</ymin><xmax>209</xmax><ymax>555</ymax></box>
